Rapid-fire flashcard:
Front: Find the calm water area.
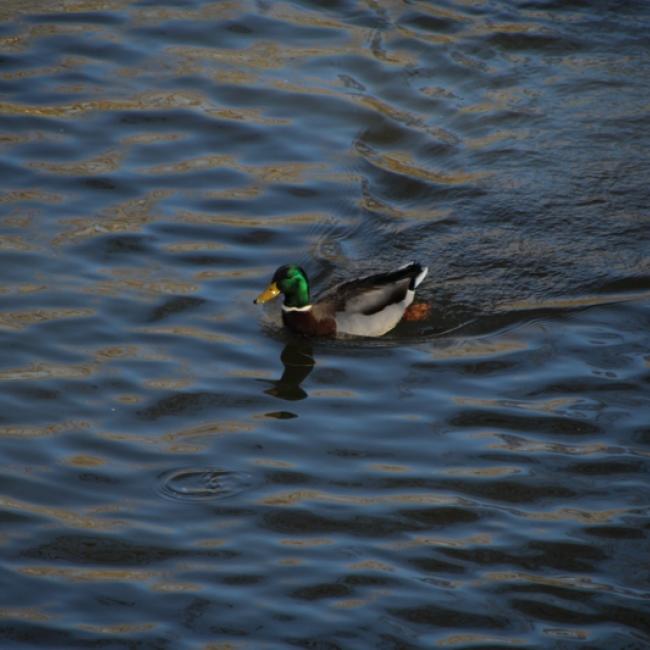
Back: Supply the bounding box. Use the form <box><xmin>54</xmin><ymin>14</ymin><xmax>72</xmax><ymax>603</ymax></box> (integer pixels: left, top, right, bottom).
<box><xmin>1</xmin><ymin>1</ymin><xmax>649</xmax><ymax>648</ymax></box>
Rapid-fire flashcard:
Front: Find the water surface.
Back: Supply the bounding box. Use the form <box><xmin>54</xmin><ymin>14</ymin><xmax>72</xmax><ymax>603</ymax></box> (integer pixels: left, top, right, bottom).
<box><xmin>1</xmin><ymin>1</ymin><xmax>649</xmax><ymax>648</ymax></box>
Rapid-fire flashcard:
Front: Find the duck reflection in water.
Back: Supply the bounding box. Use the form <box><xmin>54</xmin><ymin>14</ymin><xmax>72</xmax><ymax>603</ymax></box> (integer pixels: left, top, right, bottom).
<box><xmin>263</xmin><ymin>340</ymin><xmax>315</xmax><ymax>401</ymax></box>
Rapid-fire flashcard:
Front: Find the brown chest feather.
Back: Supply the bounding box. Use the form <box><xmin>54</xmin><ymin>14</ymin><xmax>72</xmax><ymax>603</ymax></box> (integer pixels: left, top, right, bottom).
<box><xmin>282</xmin><ymin>309</ymin><xmax>336</xmax><ymax>337</ymax></box>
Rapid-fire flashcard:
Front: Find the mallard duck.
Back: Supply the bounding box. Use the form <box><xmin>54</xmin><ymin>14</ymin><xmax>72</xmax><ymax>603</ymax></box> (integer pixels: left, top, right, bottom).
<box><xmin>254</xmin><ymin>262</ymin><xmax>428</xmax><ymax>337</ymax></box>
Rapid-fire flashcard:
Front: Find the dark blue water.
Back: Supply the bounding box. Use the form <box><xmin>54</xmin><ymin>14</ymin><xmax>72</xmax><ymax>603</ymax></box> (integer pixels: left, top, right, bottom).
<box><xmin>1</xmin><ymin>1</ymin><xmax>649</xmax><ymax>648</ymax></box>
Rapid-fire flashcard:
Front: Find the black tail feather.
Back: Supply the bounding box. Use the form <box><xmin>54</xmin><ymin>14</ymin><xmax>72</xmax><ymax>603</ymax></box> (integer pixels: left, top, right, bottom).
<box><xmin>359</xmin><ymin>262</ymin><xmax>423</xmax><ymax>288</ymax></box>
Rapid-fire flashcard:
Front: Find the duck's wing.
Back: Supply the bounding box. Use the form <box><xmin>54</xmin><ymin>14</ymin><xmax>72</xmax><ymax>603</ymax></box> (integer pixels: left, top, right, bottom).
<box><xmin>315</xmin><ymin>263</ymin><xmax>427</xmax><ymax>316</ymax></box>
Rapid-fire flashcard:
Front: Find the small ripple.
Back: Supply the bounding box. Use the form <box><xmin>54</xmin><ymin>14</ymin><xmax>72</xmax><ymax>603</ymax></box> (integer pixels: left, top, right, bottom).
<box><xmin>157</xmin><ymin>468</ymin><xmax>255</xmax><ymax>502</ymax></box>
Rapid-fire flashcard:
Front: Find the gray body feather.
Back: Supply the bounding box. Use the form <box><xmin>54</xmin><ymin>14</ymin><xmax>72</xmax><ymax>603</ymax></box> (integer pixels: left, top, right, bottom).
<box><xmin>314</xmin><ymin>263</ymin><xmax>428</xmax><ymax>337</ymax></box>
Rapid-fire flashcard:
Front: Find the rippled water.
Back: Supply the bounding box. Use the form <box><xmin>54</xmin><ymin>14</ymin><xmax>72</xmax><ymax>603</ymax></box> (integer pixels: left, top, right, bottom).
<box><xmin>1</xmin><ymin>1</ymin><xmax>649</xmax><ymax>648</ymax></box>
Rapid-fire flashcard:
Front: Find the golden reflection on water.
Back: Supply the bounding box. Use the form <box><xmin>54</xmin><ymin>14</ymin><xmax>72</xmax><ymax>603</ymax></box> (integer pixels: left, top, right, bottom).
<box><xmin>173</xmin><ymin>35</ymin><xmax>416</xmax><ymax>71</ymax></box>
<box><xmin>143</xmin><ymin>156</ymin><xmax>325</xmax><ymax>185</ymax></box>
<box><xmin>53</xmin><ymin>190</ymin><xmax>172</xmax><ymax>245</ymax></box>
<box><xmin>310</xmin><ymin>388</ymin><xmax>358</xmax><ymax>398</ymax></box>
<box><xmin>544</xmin><ymin>629</ymin><xmax>590</xmax><ymax>641</ymax></box>
<box><xmin>0</xmin><ymin>362</ymin><xmax>96</xmax><ymax>380</ymax></box>
<box><xmin>437</xmin><ymin>633</ymin><xmax>527</xmax><ymax>648</ymax></box>
<box><xmin>0</xmin><ymin>190</ymin><xmax>62</xmax><ymax>204</ymax></box>
<box><xmin>0</xmin><ymin>284</ymin><xmax>47</xmax><ymax>295</ymax></box>
<box><xmin>430</xmin><ymin>337</ymin><xmax>528</xmax><ymax>361</ymax></box>
<box><xmin>194</xmin><ymin>269</ymin><xmax>261</xmax><ymax>282</ymax></box>
<box><xmin>502</xmin><ymin>290</ymin><xmax>650</xmax><ymax>312</ymax></box>
<box><xmin>262</xmin><ymin>489</ymin><xmax>456</xmax><ymax>507</ymax></box>
<box><xmin>137</xmin><ymin>325</ymin><xmax>242</xmax><ymax>345</ymax></box>
<box><xmin>163</xmin><ymin>241</ymin><xmax>227</xmax><ymax>253</ymax></box>
<box><xmin>395</xmin><ymin>24</ymin><xmax>455</xmax><ymax>46</ymax></box>
<box><xmin>1</xmin><ymin>496</ymin><xmax>124</xmax><ymax>531</ymax></box>
<box><xmin>165</xmin><ymin>41</ymin><xmax>454</xmax><ymax>142</ymax></box>
<box><xmin>150</xmin><ymin>581</ymin><xmax>202</xmax><ymax>593</ymax></box>
<box><xmin>65</xmin><ymin>455</ymin><xmax>106</xmax><ymax>468</ymax></box>
<box><xmin>442</xmin><ymin>465</ymin><xmax>521</xmax><ymax>477</ymax></box>
<box><xmin>20</xmin><ymin>566</ymin><xmax>157</xmax><ymax>582</ymax></box>
<box><xmin>488</xmin><ymin>434</ymin><xmax>618</xmax><ymax>456</ymax></box>
<box><xmin>348</xmin><ymin>559</ymin><xmax>395</xmax><ymax>572</ymax></box>
<box><xmin>269</xmin><ymin>9</ymin><xmax>346</xmax><ymax>31</ymax></box>
<box><xmin>178</xmin><ymin>210</ymin><xmax>329</xmax><ymax>228</ymax></box>
<box><xmin>460</xmin><ymin>87</ymin><xmax>538</xmax><ymax>115</ymax></box>
<box><xmin>121</xmin><ymin>132</ymin><xmax>186</xmax><ymax>146</ymax></box>
<box><xmin>94</xmin><ymin>346</ymin><xmax>138</xmax><ymax>361</ymax></box>
<box><xmin>251</xmin><ymin>458</ymin><xmax>295</xmax><ymax>468</ymax></box>
<box><xmin>331</xmin><ymin>598</ymin><xmax>372</xmax><ymax>610</ymax></box>
<box><xmin>29</xmin><ymin>150</ymin><xmax>123</xmax><ymax>176</ymax></box>
<box><xmin>391</xmin><ymin>533</ymin><xmax>492</xmax><ymax>550</ymax></box>
<box><xmin>359</xmin><ymin>191</ymin><xmax>452</xmax><ymax>222</ymax></box>
<box><xmin>0</xmin><ymin>235</ymin><xmax>33</xmax><ymax>251</ymax></box>
<box><xmin>86</xmin><ymin>276</ymin><xmax>198</xmax><ymax>297</ymax></box>
<box><xmin>0</xmin><ymin>421</ymin><xmax>89</xmax><ymax>437</ymax></box>
<box><xmin>0</xmin><ymin>308</ymin><xmax>95</xmax><ymax>330</ymax></box>
<box><xmin>412</xmin><ymin>1</ymin><xmax>471</xmax><ymax>21</ymax></box>
<box><xmin>0</xmin><ymin>607</ymin><xmax>51</xmax><ymax>622</ymax></box>
<box><xmin>202</xmin><ymin>641</ymin><xmax>246</xmax><ymax>650</ymax></box>
<box><xmin>0</xmin><ymin>93</ymin><xmax>207</xmax><ymax>118</ymax></box>
<box><xmin>115</xmin><ymin>394</ymin><xmax>141</xmax><ymax>404</ymax></box>
<box><xmin>466</xmin><ymin>128</ymin><xmax>528</xmax><ymax>150</ymax></box>
<box><xmin>454</xmin><ymin>395</ymin><xmax>580</xmax><ymax>415</ymax></box>
<box><xmin>522</xmin><ymin>506</ymin><xmax>631</xmax><ymax>524</ymax></box>
<box><xmin>131</xmin><ymin>0</ymin><xmax>242</xmax><ymax>23</ymax></box>
<box><xmin>206</xmin><ymin>107</ymin><xmax>291</xmax><ymax>126</ymax></box>
<box><xmin>103</xmin><ymin>419</ymin><xmax>253</xmax><ymax>453</ymax></box>
<box><xmin>356</xmin><ymin>95</ymin><xmax>458</xmax><ymax>143</ymax></box>
<box><xmin>280</xmin><ymin>538</ymin><xmax>333</xmax><ymax>547</ymax></box>
<box><xmin>78</xmin><ymin>622</ymin><xmax>156</xmax><ymax>635</ymax></box>
<box><xmin>196</xmin><ymin>539</ymin><xmax>227</xmax><ymax>550</ymax></box>
<box><xmin>200</xmin><ymin>185</ymin><xmax>262</xmax><ymax>200</ymax></box>
<box><xmin>356</xmin><ymin>145</ymin><xmax>485</xmax><ymax>185</ymax></box>
<box><xmin>145</xmin><ymin>377</ymin><xmax>193</xmax><ymax>390</ymax></box>
<box><xmin>0</xmin><ymin>346</ymin><xmax>139</xmax><ymax>381</ymax></box>
<box><xmin>483</xmin><ymin>570</ymin><xmax>640</xmax><ymax>597</ymax></box>
<box><xmin>170</xmin><ymin>420</ymin><xmax>253</xmax><ymax>440</ymax></box>
<box><xmin>366</xmin><ymin>463</ymin><xmax>411</xmax><ymax>474</ymax></box>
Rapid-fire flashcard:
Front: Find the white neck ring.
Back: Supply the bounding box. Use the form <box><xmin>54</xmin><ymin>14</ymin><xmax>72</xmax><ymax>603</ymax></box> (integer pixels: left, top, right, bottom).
<box><xmin>282</xmin><ymin>304</ymin><xmax>313</xmax><ymax>312</ymax></box>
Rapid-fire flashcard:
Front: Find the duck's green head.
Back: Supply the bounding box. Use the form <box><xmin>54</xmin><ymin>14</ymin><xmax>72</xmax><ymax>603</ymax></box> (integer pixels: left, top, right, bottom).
<box><xmin>254</xmin><ymin>264</ymin><xmax>311</xmax><ymax>308</ymax></box>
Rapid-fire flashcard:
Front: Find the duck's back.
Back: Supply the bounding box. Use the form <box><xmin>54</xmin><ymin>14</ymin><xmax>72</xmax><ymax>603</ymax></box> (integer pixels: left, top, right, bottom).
<box><xmin>316</xmin><ymin>263</ymin><xmax>428</xmax><ymax>337</ymax></box>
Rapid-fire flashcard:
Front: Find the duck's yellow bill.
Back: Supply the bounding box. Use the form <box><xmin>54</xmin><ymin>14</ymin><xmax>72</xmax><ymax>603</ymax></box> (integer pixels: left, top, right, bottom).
<box><xmin>254</xmin><ymin>282</ymin><xmax>280</xmax><ymax>304</ymax></box>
